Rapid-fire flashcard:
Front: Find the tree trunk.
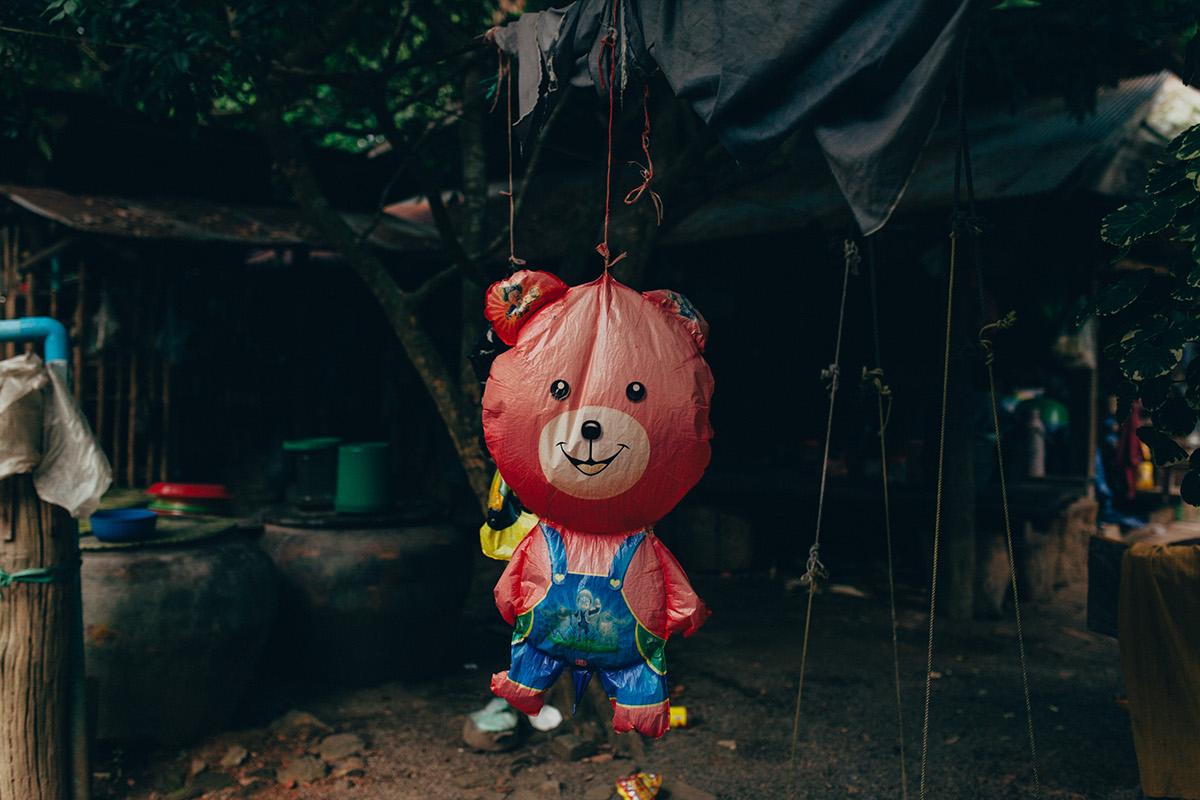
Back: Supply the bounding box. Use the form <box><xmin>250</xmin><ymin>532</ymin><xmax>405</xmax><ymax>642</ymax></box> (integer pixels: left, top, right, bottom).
<box><xmin>251</xmin><ymin>90</ymin><xmax>492</xmax><ymax>510</ymax></box>
<box><xmin>0</xmin><ymin>474</ymin><xmax>79</xmax><ymax>800</ymax></box>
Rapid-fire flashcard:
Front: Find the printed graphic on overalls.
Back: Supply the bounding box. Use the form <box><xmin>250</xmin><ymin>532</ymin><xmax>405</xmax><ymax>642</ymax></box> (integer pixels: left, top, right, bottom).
<box><xmin>546</xmin><ymin>587</ymin><xmax>630</xmax><ymax>653</ymax></box>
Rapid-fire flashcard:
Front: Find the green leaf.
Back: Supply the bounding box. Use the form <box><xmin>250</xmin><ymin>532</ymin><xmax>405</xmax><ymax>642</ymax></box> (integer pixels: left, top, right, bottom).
<box><xmin>1174</xmin><ymin>317</ymin><xmax>1200</xmax><ymax>343</ymax></box>
<box><xmin>1102</xmin><ymin>202</ymin><xmax>1177</xmax><ymax>255</ymax></box>
<box><xmin>1155</xmin><ymin>394</ymin><xmax>1199</xmax><ymax>438</ymax></box>
<box><xmin>1171</xmin><ymin>283</ymin><xmax>1200</xmax><ymax>303</ymax></box>
<box><xmin>1122</xmin><ymin>313</ymin><xmax>1171</xmax><ymax>344</ymax></box>
<box><xmin>1166</xmin><ymin>124</ymin><xmax>1200</xmax><ymax>161</ymax></box>
<box><xmin>1181</xmin><ymin>470</ymin><xmax>1200</xmax><ymax>506</ymax></box>
<box><xmin>1176</xmin><ymin>213</ymin><xmax>1200</xmax><ymax>243</ymax></box>
<box><xmin>1147</xmin><ymin>161</ymin><xmax>1200</xmax><ymax>195</ymax></box>
<box><xmin>1137</xmin><ymin>426</ymin><xmax>1189</xmax><ymax>467</ymax></box>
<box><xmin>1120</xmin><ymin>340</ymin><xmax>1184</xmax><ymax>381</ymax></box>
<box><xmin>1094</xmin><ymin>269</ymin><xmax>1154</xmax><ymax>315</ymax></box>
<box><xmin>1139</xmin><ymin>374</ymin><xmax>1174</xmax><ymax>411</ymax></box>
<box><xmin>1073</xmin><ymin>302</ymin><xmax>1095</xmax><ymax>328</ymax></box>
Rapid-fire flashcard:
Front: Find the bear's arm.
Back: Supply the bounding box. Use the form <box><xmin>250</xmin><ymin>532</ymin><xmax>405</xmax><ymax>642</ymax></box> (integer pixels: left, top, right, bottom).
<box><xmin>493</xmin><ymin>524</ymin><xmax>552</xmax><ymax>626</ymax></box>
<box><xmin>648</xmin><ymin>534</ymin><xmax>710</xmax><ymax>637</ymax></box>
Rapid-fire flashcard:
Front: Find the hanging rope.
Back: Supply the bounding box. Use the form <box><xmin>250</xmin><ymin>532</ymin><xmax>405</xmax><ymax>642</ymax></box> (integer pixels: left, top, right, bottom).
<box><xmin>981</xmin><ymin>321</ymin><xmax>1044</xmax><ymax>800</ymax></box>
<box><xmin>623</xmin><ymin>85</ymin><xmax>663</xmax><ymax>225</ymax></box>
<box><xmin>498</xmin><ymin>52</ymin><xmax>526</xmax><ymax>275</ymax></box>
<box><xmin>496</xmin><ymin>53</ymin><xmax>530</xmax><ymax>275</ymax></box>
<box><xmin>595</xmin><ymin>0</ymin><xmax>626</xmax><ymax>270</ymax></box>
<box><xmin>918</xmin><ymin>223</ymin><xmax>956</xmax><ymax>800</ymax></box>
<box><xmin>786</xmin><ymin>238</ymin><xmax>858</xmax><ymax>800</ymax></box>
<box><xmin>865</xmin><ymin>240</ymin><xmax>909</xmax><ymax>800</ymax></box>
<box><xmin>921</xmin><ymin>30</ymin><xmax>1042</xmax><ymax>799</ymax></box>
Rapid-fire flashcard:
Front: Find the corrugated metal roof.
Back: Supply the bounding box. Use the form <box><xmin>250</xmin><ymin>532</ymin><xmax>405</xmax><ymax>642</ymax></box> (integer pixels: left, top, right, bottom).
<box><xmin>0</xmin><ymin>185</ymin><xmax>442</xmax><ymax>251</ymax></box>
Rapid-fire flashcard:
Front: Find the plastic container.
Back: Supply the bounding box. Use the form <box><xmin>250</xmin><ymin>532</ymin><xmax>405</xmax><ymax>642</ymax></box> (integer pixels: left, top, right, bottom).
<box><xmin>335</xmin><ymin>442</ymin><xmax>391</xmax><ymax>514</ymax></box>
<box><xmin>146</xmin><ymin>483</ymin><xmax>232</xmax><ymax>516</ymax></box>
<box><xmin>283</xmin><ymin>437</ymin><xmax>341</xmax><ymax>510</ymax></box>
<box><xmin>89</xmin><ymin>509</ymin><xmax>159</xmax><ymax>542</ymax></box>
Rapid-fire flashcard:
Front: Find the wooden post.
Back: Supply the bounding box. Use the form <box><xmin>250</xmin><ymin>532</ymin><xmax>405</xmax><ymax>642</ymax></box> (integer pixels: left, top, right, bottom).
<box><xmin>0</xmin><ymin>474</ymin><xmax>79</xmax><ymax>800</ymax></box>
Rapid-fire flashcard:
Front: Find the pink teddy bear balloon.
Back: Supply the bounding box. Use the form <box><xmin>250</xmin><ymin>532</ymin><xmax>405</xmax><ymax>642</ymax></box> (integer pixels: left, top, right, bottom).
<box><xmin>482</xmin><ymin>269</ymin><xmax>713</xmax><ymax>737</ymax></box>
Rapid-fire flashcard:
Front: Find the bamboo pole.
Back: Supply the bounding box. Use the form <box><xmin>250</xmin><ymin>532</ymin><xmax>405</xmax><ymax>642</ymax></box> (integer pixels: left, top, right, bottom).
<box><xmin>72</xmin><ymin>263</ymin><xmax>85</xmax><ymax>407</ymax></box>
<box><xmin>3</xmin><ymin>227</ymin><xmax>14</xmax><ymax>360</ymax></box>
<box><xmin>23</xmin><ymin>268</ymin><xmax>36</xmax><ymax>354</ymax></box>
<box><xmin>143</xmin><ymin>271</ymin><xmax>158</xmax><ymax>485</ymax></box>
<box><xmin>0</xmin><ymin>474</ymin><xmax>77</xmax><ymax>800</ymax></box>
<box><xmin>113</xmin><ymin>347</ymin><xmax>126</xmax><ymax>488</ymax></box>
<box><xmin>160</xmin><ymin>359</ymin><xmax>171</xmax><ymax>482</ymax></box>
<box><xmin>126</xmin><ymin>273</ymin><xmax>140</xmax><ymax>488</ymax></box>
<box><xmin>94</xmin><ymin>282</ymin><xmax>107</xmax><ymax>476</ymax></box>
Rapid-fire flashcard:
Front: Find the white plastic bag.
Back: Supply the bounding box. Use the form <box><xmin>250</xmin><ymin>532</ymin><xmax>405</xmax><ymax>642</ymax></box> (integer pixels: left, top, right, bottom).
<box><xmin>34</xmin><ymin>360</ymin><xmax>112</xmax><ymax>518</ymax></box>
<box><xmin>0</xmin><ymin>353</ymin><xmax>48</xmax><ymax>479</ymax></box>
<box><xmin>1</xmin><ymin>353</ymin><xmax>112</xmax><ymax>517</ymax></box>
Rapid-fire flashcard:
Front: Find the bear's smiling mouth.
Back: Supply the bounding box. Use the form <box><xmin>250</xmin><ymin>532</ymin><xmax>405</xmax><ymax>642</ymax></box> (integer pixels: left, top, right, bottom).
<box><xmin>557</xmin><ymin>442</ymin><xmax>628</xmax><ymax>476</ymax></box>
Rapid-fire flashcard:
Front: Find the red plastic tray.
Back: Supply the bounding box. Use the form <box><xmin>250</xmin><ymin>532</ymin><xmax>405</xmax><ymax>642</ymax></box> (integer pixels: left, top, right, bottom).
<box><xmin>146</xmin><ymin>483</ymin><xmax>233</xmax><ymax>500</ymax></box>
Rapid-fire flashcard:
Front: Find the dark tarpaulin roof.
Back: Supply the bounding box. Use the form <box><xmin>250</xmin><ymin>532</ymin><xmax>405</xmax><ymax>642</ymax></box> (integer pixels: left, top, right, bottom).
<box><xmin>492</xmin><ymin>0</ymin><xmax>982</xmax><ymax>236</ymax></box>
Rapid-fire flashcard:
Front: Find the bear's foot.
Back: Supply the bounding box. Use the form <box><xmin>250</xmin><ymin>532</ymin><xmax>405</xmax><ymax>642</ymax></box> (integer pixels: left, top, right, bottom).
<box><xmin>490</xmin><ymin>670</ymin><xmax>546</xmax><ymax>716</ymax></box>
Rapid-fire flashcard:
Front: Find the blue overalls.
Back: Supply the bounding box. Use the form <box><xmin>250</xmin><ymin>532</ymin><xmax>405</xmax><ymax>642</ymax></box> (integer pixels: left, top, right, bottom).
<box><xmin>505</xmin><ymin>523</ymin><xmax>668</xmax><ymax>713</ymax></box>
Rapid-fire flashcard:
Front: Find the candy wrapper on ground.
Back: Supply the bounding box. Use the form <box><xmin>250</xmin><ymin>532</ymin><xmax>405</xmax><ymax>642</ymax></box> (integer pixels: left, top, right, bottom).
<box><xmin>616</xmin><ymin>772</ymin><xmax>662</xmax><ymax>799</ymax></box>
<box><xmin>481</xmin><ymin>270</ymin><xmax>714</xmax><ymax>738</ymax></box>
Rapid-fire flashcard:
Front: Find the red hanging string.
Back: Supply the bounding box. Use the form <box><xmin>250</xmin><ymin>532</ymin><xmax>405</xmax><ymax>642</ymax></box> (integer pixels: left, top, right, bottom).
<box><xmin>623</xmin><ymin>84</ymin><xmax>663</xmax><ymax>225</ymax></box>
<box><xmin>595</xmin><ymin>0</ymin><xmax>626</xmax><ymax>270</ymax></box>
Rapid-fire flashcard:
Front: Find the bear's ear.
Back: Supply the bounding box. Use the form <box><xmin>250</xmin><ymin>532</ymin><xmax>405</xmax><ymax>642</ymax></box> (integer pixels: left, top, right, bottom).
<box><xmin>643</xmin><ymin>289</ymin><xmax>709</xmax><ymax>352</ymax></box>
<box><xmin>484</xmin><ymin>270</ymin><xmax>568</xmax><ymax>345</ymax></box>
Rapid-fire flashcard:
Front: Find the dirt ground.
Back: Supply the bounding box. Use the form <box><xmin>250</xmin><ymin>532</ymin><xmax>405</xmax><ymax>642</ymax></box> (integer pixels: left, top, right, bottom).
<box><xmin>91</xmin><ymin>551</ymin><xmax>1142</xmax><ymax>800</ymax></box>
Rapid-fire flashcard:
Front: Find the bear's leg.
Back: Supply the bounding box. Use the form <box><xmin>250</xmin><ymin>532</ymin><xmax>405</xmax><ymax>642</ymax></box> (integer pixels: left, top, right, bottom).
<box><xmin>491</xmin><ymin>641</ymin><xmax>565</xmax><ymax>716</ymax></box>
<box><xmin>596</xmin><ymin>663</ymin><xmax>669</xmax><ymax>738</ymax></box>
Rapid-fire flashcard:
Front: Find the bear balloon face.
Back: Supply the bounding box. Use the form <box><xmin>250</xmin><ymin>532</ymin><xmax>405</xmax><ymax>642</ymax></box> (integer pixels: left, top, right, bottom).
<box><xmin>483</xmin><ymin>271</ymin><xmax>713</xmax><ymax>534</ymax></box>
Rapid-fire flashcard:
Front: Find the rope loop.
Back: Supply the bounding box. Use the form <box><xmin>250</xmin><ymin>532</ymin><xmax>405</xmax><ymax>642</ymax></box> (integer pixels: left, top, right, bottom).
<box><xmin>0</xmin><ymin>562</ymin><xmax>79</xmax><ymax>598</ymax></box>
<box><xmin>623</xmin><ymin>85</ymin><xmax>663</xmax><ymax>225</ymax></box>
<box><xmin>978</xmin><ymin>311</ymin><xmax>1017</xmax><ymax>366</ymax></box>
<box><xmin>950</xmin><ymin>209</ymin><xmax>983</xmax><ymax>240</ymax></box>
<box><xmin>820</xmin><ymin>363</ymin><xmax>840</xmax><ymax>396</ymax></box>
<box><xmin>862</xmin><ymin>367</ymin><xmax>894</xmax><ymax>435</ymax></box>
<box><xmin>799</xmin><ymin>542</ymin><xmax>828</xmax><ymax>586</ymax></box>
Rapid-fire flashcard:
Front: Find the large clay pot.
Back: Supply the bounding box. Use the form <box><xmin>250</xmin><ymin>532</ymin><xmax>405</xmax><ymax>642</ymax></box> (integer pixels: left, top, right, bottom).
<box><xmin>259</xmin><ymin>501</ymin><xmax>472</xmax><ymax>686</ymax></box>
<box><xmin>80</xmin><ymin>520</ymin><xmax>278</xmax><ymax>744</ymax></box>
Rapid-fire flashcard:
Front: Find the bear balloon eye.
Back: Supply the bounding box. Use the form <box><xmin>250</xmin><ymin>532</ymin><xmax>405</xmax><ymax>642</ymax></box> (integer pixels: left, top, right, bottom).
<box><xmin>626</xmin><ymin>382</ymin><xmax>646</xmax><ymax>402</ymax></box>
<box><xmin>550</xmin><ymin>379</ymin><xmax>570</xmax><ymax>400</ymax></box>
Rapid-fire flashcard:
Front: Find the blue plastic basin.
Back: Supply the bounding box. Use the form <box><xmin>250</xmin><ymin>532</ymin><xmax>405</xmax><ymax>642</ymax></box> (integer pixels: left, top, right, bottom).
<box><xmin>90</xmin><ymin>509</ymin><xmax>159</xmax><ymax>543</ymax></box>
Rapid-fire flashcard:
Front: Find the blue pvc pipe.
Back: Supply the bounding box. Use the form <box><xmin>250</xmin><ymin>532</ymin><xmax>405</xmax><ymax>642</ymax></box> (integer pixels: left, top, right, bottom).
<box><xmin>0</xmin><ymin>317</ymin><xmax>69</xmax><ymax>363</ymax></box>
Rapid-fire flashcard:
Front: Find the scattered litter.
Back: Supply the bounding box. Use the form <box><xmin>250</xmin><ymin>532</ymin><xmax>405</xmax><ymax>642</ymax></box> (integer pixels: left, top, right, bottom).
<box><xmin>616</xmin><ymin>772</ymin><xmax>662</xmax><ymax>799</ymax></box>
<box><xmin>529</xmin><ymin>704</ymin><xmax>564</xmax><ymax>731</ymax></box>
<box><xmin>219</xmin><ymin>745</ymin><xmax>248</xmax><ymax>768</ymax></box>
<box><xmin>716</xmin><ymin>739</ymin><xmax>737</xmax><ymax>751</ymax></box>
<box><xmin>469</xmin><ymin>697</ymin><xmax>519</xmax><ymax>732</ymax></box>
<box><xmin>827</xmin><ymin>584</ymin><xmax>871</xmax><ymax>598</ymax></box>
<box><xmin>463</xmin><ymin>697</ymin><xmax>520</xmax><ymax>752</ymax></box>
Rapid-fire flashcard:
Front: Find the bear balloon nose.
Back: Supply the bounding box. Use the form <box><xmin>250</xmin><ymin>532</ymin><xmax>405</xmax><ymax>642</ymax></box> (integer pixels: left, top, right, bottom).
<box><xmin>581</xmin><ymin>420</ymin><xmax>603</xmax><ymax>440</ymax></box>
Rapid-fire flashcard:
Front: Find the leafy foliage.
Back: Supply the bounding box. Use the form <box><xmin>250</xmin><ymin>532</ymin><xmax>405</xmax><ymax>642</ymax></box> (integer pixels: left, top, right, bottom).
<box><xmin>1089</xmin><ymin>122</ymin><xmax>1200</xmax><ymax>497</ymax></box>
<box><xmin>2</xmin><ymin>0</ymin><xmax>496</xmax><ymax>164</ymax></box>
